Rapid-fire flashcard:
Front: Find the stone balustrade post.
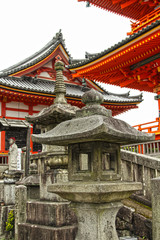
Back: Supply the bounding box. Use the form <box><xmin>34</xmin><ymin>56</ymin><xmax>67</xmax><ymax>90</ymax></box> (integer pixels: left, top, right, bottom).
<box><xmin>15</xmin><ymin>185</ymin><xmax>27</xmax><ymax>240</ymax></box>
<box><xmin>151</xmin><ymin>177</ymin><xmax>160</xmax><ymax>240</ymax></box>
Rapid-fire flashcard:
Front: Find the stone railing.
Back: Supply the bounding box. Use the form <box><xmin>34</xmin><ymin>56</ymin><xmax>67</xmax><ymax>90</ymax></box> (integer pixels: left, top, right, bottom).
<box><xmin>122</xmin><ymin>140</ymin><xmax>160</xmax><ymax>156</ymax></box>
<box><xmin>121</xmin><ymin>149</ymin><xmax>160</xmax><ymax>200</ymax></box>
<box><xmin>30</xmin><ymin>149</ymin><xmax>160</xmax><ymax>202</ymax></box>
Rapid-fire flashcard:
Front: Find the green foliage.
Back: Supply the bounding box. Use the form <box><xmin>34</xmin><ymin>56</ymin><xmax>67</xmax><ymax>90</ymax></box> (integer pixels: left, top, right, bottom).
<box><xmin>5</xmin><ymin>210</ymin><xmax>14</xmax><ymax>232</ymax></box>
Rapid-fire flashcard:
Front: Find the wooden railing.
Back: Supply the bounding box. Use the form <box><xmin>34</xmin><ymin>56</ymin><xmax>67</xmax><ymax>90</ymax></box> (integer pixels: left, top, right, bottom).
<box><xmin>128</xmin><ymin>8</ymin><xmax>160</xmax><ymax>35</ymax></box>
<box><xmin>133</xmin><ymin>118</ymin><xmax>160</xmax><ymax>139</ymax></box>
<box><xmin>122</xmin><ymin>140</ymin><xmax>160</xmax><ymax>156</ymax></box>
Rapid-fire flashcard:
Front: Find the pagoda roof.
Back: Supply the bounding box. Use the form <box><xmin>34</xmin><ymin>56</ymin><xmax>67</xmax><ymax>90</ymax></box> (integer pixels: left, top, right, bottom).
<box><xmin>78</xmin><ymin>0</ymin><xmax>160</xmax><ymax>21</ymax></box>
<box><xmin>0</xmin><ymin>30</ymin><xmax>70</xmax><ymax>78</ymax></box>
<box><xmin>0</xmin><ymin>76</ymin><xmax>142</xmax><ymax>105</ymax></box>
<box><xmin>0</xmin><ymin>30</ymin><xmax>143</xmax><ymax>116</ymax></box>
<box><xmin>69</xmin><ymin>20</ymin><xmax>160</xmax><ymax>92</ymax></box>
<box><xmin>69</xmin><ymin>20</ymin><xmax>160</xmax><ymax>69</ymax></box>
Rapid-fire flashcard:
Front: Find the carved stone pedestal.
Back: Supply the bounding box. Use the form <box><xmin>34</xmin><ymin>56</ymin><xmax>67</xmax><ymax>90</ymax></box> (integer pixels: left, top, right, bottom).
<box><xmin>71</xmin><ymin>202</ymin><xmax>122</xmax><ymax>240</ymax></box>
<box><xmin>3</xmin><ymin>170</ymin><xmax>23</xmax><ymax>205</ymax></box>
<box><xmin>48</xmin><ymin>181</ymin><xmax>142</xmax><ymax>240</ymax></box>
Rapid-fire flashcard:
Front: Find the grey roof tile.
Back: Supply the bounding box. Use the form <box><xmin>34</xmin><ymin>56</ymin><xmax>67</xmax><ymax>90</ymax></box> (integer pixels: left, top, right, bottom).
<box><xmin>0</xmin><ymin>30</ymin><xmax>70</xmax><ymax>77</ymax></box>
<box><xmin>0</xmin><ymin>77</ymin><xmax>142</xmax><ymax>103</ymax></box>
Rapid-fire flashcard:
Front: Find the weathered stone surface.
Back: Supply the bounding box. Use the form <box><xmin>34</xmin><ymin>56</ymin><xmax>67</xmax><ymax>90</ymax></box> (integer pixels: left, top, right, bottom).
<box><xmin>0</xmin><ymin>180</ymin><xmax>4</xmax><ymax>202</ymax></box>
<box><xmin>26</xmin><ymin>60</ymin><xmax>78</xmax><ymax>127</ymax></box>
<box><xmin>17</xmin><ymin>175</ymin><xmax>40</xmax><ymax>200</ymax></box>
<box><xmin>8</xmin><ymin>138</ymin><xmax>18</xmax><ymax>170</ymax></box>
<box><xmin>40</xmin><ymin>171</ymin><xmax>67</xmax><ymax>201</ymax></box>
<box><xmin>119</xmin><ymin>236</ymin><xmax>137</xmax><ymax>240</ymax></box>
<box><xmin>0</xmin><ymin>205</ymin><xmax>14</xmax><ymax>235</ymax></box>
<box><xmin>133</xmin><ymin>213</ymin><xmax>152</xmax><ymax>240</ymax></box>
<box><xmin>130</xmin><ymin>194</ymin><xmax>151</xmax><ymax>208</ymax></box>
<box><xmin>32</xmin><ymin>114</ymin><xmax>154</xmax><ymax>146</ymax></box>
<box><xmin>26</xmin><ymin>201</ymin><xmax>77</xmax><ymax>227</ymax></box>
<box><xmin>32</xmin><ymin>89</ymin><xmax>154</xmax><ymax>146</ymax></box>
<box><xmin>121</xmin><ymin>150</ymin><xmax>160</xmax><ymax>201</ymax></box>
<box><xmin>121</xmin><ymin>150</ymin><xmax>160</xmax><ymax>171</ymax></box>
<box><xmin>48</xmin><ymin>181</ymin><xmax>142</xmax><ymax>203</ymax></box>
<box><xmin>0</xmin><ymin>165</ymin><xmax>8</xmax><ymax>178</ymax></box>
<box><xmin>116</xmin><ymin>217</ymin><xmax>133</xmax><ymax>231</ymax></box>
<box><xmin>18</xmin><ymin>223</ymin><xmax>77</xmax><ymax>240</ymax></box>
<box><xmin>15</xmin><ymin>185</ymin><xmax>27</xmax><ymax>240</ymax></box>
<box><xmin>151</xmin><ymin>177</ymin><xmax>160</xmax><ymax>240</ymax></box>
<box><xmin>4</xmin><ymin>183</ymin><xmax>15</xmax><ymax>205</ymax></box>
<box><xmin>122</xmin><ymin>198</ymin><xmax>152</xmax><ymax>220</ymax></box>
<box><xmin>31</xmin><ymin>88</ymin><xmax>145</xmax><ymax>240</ymax></box>
<box><xmin>71</xmin><ymin>202</ymin><xmax>122</xmax><ymax>240</ymax></box>
<box><xmin>117</xmin><ymin>206</ymin><xmax>135</xmax><ymax>223</ymax></box>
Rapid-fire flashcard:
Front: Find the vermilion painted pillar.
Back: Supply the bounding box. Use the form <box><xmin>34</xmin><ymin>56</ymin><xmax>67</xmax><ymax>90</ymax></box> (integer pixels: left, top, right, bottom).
<box><xmin>156</xmin><ymin>91</ymin><xmax>160</xmax><ymax>133</ymax></box>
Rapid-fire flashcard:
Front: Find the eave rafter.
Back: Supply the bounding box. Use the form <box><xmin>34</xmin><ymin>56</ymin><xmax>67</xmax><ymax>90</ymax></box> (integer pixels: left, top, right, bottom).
<box><xmin>78</xmin><ymin>0</ymin><xmax>159</xmax><ymax>20</ymax></box>
<box><xmin>0</xmin><ymin>88</ymin><xmax>54</xmax><ymax>105</ymax></box>
<box><xmin>71</xmin><ymin>28</ymin><xmax>160</xmax><ymax>92</ymax></box>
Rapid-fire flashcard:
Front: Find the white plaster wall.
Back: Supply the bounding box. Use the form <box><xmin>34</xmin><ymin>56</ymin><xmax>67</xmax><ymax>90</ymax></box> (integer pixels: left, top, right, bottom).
<box><xmin>6</xmin><ymin>102</ymin><xmax>29</xmax><ymax>110</ymax></box>
<box><xmin>39</xmin><ymin>72</ymin><xmax>51</xmax><ymax>78</ymax></box>
<box><xmin>6</xmin><ymin>110</ymin><xmax>28</xmax><ymax>119</ymax></box>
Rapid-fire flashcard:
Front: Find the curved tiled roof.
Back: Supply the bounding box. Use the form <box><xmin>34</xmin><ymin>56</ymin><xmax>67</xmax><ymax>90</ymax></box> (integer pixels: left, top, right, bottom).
<box><xmin>0</xmin><ymin>76</ymin><xmax>142</xmax><ymax>103</ymax></box>
<box><xmin>0</xmin><ymin>30</ymin><xmax>70</xmax><ymax>78</ymax></box>
<box><xmin>69</xmin><ymin>20</ymin><xmax>160</xmax><ymax>69</ymax></box>
<box><xmin>78</xmin><ymin>0</ymin><xmax>159</xmax><ymax>21</ymax></box>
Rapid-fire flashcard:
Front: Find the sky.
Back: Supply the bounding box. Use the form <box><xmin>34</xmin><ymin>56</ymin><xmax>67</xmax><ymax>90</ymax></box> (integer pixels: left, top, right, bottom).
<box><xmin>0</xmin><ymin>0</ymin><xmax>158</xmax><ymax>126</ymax></box>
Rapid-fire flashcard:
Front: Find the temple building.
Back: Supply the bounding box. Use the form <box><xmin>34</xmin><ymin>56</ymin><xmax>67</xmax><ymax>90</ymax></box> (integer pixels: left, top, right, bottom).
<box><xmin>0</xmin><ymin>30</ymin><xmax>142</xmax><ymax>155</ymax></box>
<box><xmin>74</xmin><ymin>0</ymin><xmax>160</xmax><ymax>138</ymax></box>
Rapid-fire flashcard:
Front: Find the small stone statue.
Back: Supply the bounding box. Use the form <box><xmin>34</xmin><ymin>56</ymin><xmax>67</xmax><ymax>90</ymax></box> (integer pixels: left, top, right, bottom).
<box><xmin>8</xmin><ymin>137</ymin><xmax>18</xmax><ymax>170</ymax></box>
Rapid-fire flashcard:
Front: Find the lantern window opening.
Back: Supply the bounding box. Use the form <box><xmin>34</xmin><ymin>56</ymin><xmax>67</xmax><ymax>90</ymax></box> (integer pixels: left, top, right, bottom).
<box><xmin>78</xmin><ymin>153</ymin><xmax>90</xmax><ymax>171</ymax></box>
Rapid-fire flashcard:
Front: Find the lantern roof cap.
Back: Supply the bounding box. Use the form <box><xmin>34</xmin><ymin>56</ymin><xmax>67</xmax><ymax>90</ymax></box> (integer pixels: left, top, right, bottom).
<box><xmin>32</xmin><ymin>89</ymin><xmax>154</xmax><ymax>145</ymax></box>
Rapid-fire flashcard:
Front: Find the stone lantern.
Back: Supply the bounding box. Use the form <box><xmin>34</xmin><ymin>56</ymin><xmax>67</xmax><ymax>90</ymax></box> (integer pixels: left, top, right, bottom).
<box><xmin>32</xmin><ymin>89</ymin><xmax>154</xmax><ymax>240</ymax></box>
<box><xmin>26</xmin><ymin>60</ymin><xmax>79</xmax><ymax>201</ymax></box>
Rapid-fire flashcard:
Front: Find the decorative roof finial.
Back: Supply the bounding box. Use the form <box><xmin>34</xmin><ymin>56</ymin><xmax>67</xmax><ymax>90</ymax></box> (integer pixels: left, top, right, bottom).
<box><xmin>76</xmin><ymin>89</ymin><xmax>112</xmax><ymax>118</ymax></box>
<box><xmin>82</xmin><ymin>88</ymin><xmax>104</xmax><ymax>105</ymax></box>
<box><xmin>86</xmin><ymin>1</ymin><xmax>90</xmax><ymax>7</ymax></box>
<box><xmin>54</xmin><ymin>61</ymin><xmax>67</xmax><ymax>104</ymax></box>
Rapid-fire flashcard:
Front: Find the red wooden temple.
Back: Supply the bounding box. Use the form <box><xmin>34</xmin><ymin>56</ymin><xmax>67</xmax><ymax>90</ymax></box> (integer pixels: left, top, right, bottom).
<box><xmin>75</xmin><ymin>0</ymin><xmax>160</xmax><ymax>139</ymax></box>
<box><xmin>0</xmin><ymin>30</ymin><xmax>142</xmax><ymax>155</ymax></box>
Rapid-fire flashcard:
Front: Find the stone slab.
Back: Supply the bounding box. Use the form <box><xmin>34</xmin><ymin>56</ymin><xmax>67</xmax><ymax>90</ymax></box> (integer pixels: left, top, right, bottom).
<box><xmin>26</xmin><ymin>201</ymin><xmax>77</xmax><ymax>227</ymax></box>
<box><xmin>48</xmin><ymin>181</ymin><xmax>142</xmax><ymax>203</ymax></box>
<box><xmin>120</xmin><ymin>237</ymin><xmax>137</xmax><ymax>240</ymax></box>
<box><xmin>133</xmin><ymin>213</ymin><xmax>152</xmax><ymax>240</ymax></box>
<box><xmin>18</xmin><ymin>223</ymin><xmax>77</xmax><ymax>240</ymax></box>
<box><xmin>4</xmin><ymin>183</ymin><xmax>15</xmax><ymax>205</ymax></box>
<box><xmin>117</xmin><ymin>206</ymin><xmax>135</xmax><ymax>224</ymax></box>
